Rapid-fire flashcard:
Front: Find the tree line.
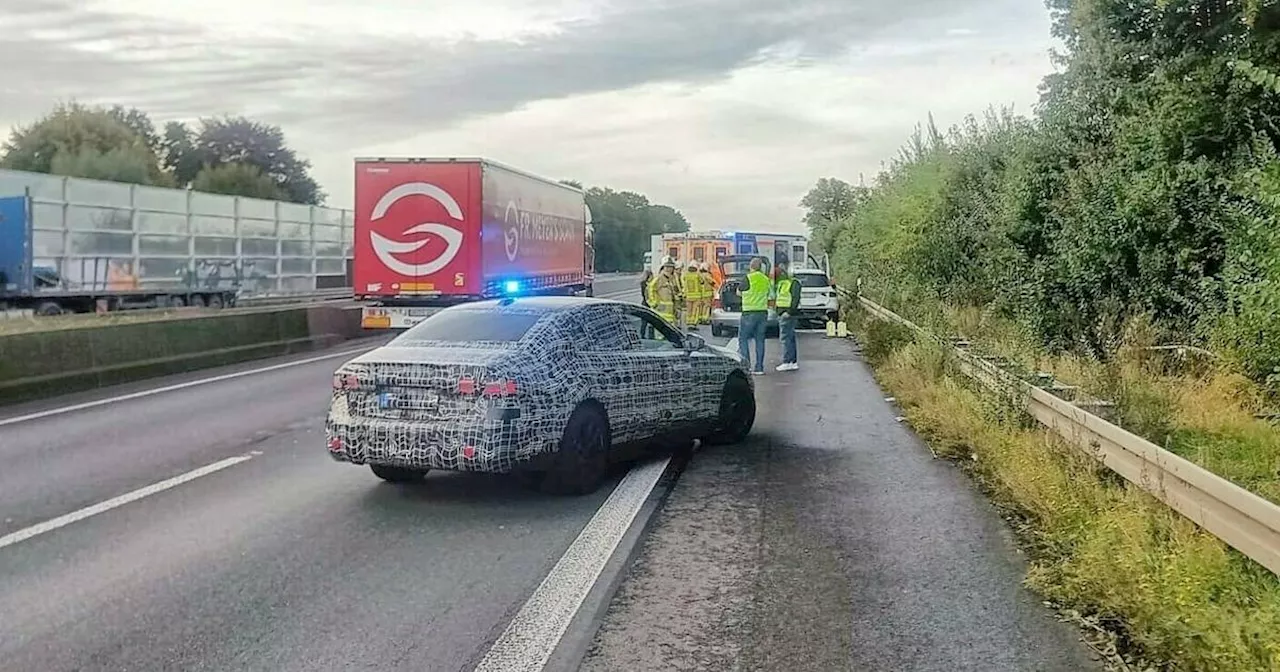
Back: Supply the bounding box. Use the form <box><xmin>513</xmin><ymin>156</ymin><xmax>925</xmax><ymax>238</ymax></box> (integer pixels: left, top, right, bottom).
<box><xmin>0</xmin><ymin>103</ymin><xmax>691</xmax><ymax>271</ymax></box>
<box><xmin>1</xmin><ymin>103</ymin><xmax>324</xmax><ymax>204</ymax></box>
<box><xmin>561</xmin><ymin>181</ymin><xmax>690</xmax><ymax>272</ymax></box>
<box><xmin>802</xmin><ymin>0</ymin><xmax>1280</xmax><ymax>390</ymax></box>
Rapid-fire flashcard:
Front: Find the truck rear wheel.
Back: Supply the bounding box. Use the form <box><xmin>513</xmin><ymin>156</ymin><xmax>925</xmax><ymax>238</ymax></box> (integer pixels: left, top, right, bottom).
<box><xmin>35</xmin><ymin>301</ymin><xmax>62</xmax><ymax>316</ymax></box>
<box><xmin>207</xmin><ymin>294</ymin><xmax>225</xmax><ymax>309</ymax></box>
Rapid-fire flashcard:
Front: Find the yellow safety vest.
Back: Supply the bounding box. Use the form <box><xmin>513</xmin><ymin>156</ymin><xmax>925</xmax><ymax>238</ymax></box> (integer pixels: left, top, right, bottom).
<box><xmin>742</xmin><ymin>270</ymin><xmax>770</xmax><ymax>312</ymax></box>
<box><xmin>776</xmin><ymin>277</ymin><xmax>795</xmax><ymax>308</ymax></box>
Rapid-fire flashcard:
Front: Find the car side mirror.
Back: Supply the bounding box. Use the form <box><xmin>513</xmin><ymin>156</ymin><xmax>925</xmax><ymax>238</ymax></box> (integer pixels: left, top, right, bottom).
<box><xmin>682</xmin><ymin>332</ymin><xmax>706</xmax><ymax>352</ymax></box>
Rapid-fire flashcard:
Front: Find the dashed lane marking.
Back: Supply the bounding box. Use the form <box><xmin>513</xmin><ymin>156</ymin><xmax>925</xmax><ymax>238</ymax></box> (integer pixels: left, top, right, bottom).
<box><xmin>0</xmin><ymin>452</ymin><xmax>257</xmax><ymax>551</ymax></box>
<box><xmin>473</xmin><ymin>457</ymin><xmax>670</xmax><ymax>672</ymax></box>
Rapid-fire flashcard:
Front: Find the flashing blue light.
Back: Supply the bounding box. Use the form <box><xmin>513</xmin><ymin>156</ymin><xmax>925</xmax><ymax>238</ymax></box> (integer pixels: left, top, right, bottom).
<box><xmin>503</xmin><ymin>280</ymin><xmax>522</xmax><ymax>294</ymax></box>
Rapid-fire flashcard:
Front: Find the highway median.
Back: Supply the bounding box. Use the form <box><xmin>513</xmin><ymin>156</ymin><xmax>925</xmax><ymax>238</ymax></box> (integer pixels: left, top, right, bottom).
<box><xmin>0</xmin><ymin>303</ymin><xmax>368</xmax><ymax>406</ymax></box>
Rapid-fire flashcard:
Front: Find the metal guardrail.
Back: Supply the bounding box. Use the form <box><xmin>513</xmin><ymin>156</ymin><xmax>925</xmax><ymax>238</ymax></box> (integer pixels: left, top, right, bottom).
<box><xmin>236</xmin><ymin>288</ymin><xmax>353</xmax><ymax>307</ymax></box>
<box><xmin>857</xmin><ymin>294</ymin><xmax>1280</xmax><ymax>576</ymax></box>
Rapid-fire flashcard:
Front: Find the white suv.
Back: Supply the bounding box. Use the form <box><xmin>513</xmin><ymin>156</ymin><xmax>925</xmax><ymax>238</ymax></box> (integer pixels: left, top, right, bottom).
<box><xmin>788</xmin><ymin>268</ymin><xmax>839</xmax><ymax>326</ymax></box>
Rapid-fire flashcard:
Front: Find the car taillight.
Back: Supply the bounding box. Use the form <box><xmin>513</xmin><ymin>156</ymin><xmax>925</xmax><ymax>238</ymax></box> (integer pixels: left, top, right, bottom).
<box><xmin>332</xmin><ymin>373</ymin><xmax>362</xmax><ymax>390</ymax></box>
<box><xmin>483</xmin><ymin>380</ymin><xmax>518</xmax><ymax>397</ymax></box>
<box><xmin>713</xmin><ymin>295</ymin><xmax>722</xmax><ymax>309</ymax></box>
<box><xmin>458</xmin><ymin>377</ymin><xmax>477</xmax><ymax>395</ymax></box>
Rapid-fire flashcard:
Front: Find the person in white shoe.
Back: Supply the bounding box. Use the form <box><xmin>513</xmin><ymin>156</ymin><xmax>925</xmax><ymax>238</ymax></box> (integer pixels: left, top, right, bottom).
<box><xmin>774</xmin><ymin>259</ymin><xmax>802</xmax><ymax>372</ymax></box>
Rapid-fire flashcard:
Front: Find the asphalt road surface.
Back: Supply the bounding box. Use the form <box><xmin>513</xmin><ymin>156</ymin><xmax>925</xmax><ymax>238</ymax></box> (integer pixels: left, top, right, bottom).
<box><xmin>580</xmin><ymin>334</ymin><xmax>1102</xmax><ymax>671</ymax></box>
<box><xmin>0</xmin><ymin>272</ymin><xmax>1096</xmax><ymax>672</ymax></box>
<box><xmin>0</xmin><ymin>274</ymin><xmax>642</xmax><ymax>672</ymax></box>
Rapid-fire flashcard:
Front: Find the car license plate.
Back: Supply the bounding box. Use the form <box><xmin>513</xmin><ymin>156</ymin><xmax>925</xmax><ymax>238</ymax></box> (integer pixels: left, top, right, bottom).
<box><xmin>378</xmin><ymin>390</ymin><xmax>439</xmax><ymax>410</ymax></box>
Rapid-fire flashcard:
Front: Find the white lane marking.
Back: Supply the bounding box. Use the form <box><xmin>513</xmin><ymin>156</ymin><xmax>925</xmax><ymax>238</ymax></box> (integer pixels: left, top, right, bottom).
<box><xmin>0</xmin><ymin>453</ymin><xmax>256</xmax><ymax>551</ymax></box>
<box><xmin>474</xmin><ymin>457</ymin><xmax>670</xmax><ymax>672</ymax></box>
<box><xmin>0</xmin><ymin>345</ymin><xmax>377</xmax><ymax>428</ymax></box>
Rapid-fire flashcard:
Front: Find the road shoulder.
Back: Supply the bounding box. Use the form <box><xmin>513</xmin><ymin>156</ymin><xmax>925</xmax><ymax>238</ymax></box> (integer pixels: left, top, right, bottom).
<box><xmin>579</xmin><ymin>334</ymin><xmax>1102</xmax><ymax>671</ymax></box>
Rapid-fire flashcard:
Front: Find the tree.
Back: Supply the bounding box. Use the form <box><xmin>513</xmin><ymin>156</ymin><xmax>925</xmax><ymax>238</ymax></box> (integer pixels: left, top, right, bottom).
<box><xmin>106</xmin><ymin>105</ymin><xmax>162</xmax><ymax>156</ymax></box>
<box><xmin>0</xmin><ymin>102</ymin><xmax>170</xmax><ymax>185</ymax></box>
<box><xmin>645</xmin><ymin>204</ymin><xmax>690</xmax><ymax>234</ymax></box>
<box><xmin>799</xmin><ymin>177</ymin><xmax>867</xmax><ymax>249</ymax></box>
<box><xmin>165</xmin><ymin>116</ymin><xmax>324</xmax><ymax>205</ymax></box>
<box><xmin>49</xmin><ymin>145</ymin><xmax>172</xmax><ymax>186</ymax></box>
<box><xmin>1</xmin><ymin>104</ymin><xmax>324</xmax><ymax>204</ymax></box>
<box><xmin>582</xmin><ymin>186</ymin><xmax>692</xmax><ymax>272</ymax></box>
<box><xmin>192</xmin><ymin>163</ymin><xmax>288</xmax><ymax>201</ymax></box>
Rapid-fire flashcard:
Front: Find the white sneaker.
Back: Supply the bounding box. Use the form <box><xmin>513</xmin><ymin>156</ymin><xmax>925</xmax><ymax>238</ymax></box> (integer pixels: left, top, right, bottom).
<box><xmin>752</xmin><ymin>370</ymin><xmax>765</xmax><ymax>376</ymax></box>
<box><xmin>787</xmin><ymin>363</ymin><xmax>800</xmax><ymax>371</ymax></box>
<box><xmin>775</xmin><ymin>363</ymin><xmax>790</xmax><ymax>372</ymax></box>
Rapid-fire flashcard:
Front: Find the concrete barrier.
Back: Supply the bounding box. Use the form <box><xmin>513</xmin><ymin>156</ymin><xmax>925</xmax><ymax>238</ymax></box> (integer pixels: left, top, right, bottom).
<box><xmin>0</xmin><ymin>304</ymin><xmax>367</xmax><ymax>406</ymax></box>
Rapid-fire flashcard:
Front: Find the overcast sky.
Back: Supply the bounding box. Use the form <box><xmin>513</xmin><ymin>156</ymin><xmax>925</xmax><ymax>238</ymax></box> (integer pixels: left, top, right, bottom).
<box><xmin>1</xmin><ymin>0</ymin><xmax>1057</xmax><ymax>231</ymax></box>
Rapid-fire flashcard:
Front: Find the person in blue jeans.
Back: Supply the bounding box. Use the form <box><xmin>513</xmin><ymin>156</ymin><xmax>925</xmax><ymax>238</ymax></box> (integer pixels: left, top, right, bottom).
<box><xmin>774</xmin><ymin>260</ymin><xmax>802</xmax><ymax>371</ymax></box>
<box><xmin>736</xmin><ymin>257</ymin><xmax>771</xmax><ymax>375</ymax></box>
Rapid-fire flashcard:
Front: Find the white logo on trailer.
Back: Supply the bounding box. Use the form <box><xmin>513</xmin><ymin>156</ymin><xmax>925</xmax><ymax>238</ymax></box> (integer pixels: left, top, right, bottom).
<box><xmin>369</xmin><ymin>182</ymin><xmax>465</xmax><ymax>277</ymax></box>
<box><xmin>503</xmin><ymin>201</ymin><xmax>520</xmax><ymax>262</ymax></box>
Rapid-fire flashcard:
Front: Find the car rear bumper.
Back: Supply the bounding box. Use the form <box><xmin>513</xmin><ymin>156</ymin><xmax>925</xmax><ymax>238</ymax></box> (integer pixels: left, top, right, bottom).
<box><xmin>791</xmin><ymin>306</ymin><xmax>839</xmax><ymax>320</ymax></box>
<box><xmin>711</xmin><ymin>308</ymin><xmax>778</xmax><ymax>331</ymax></box>
<box><xmin>324</xmin><ymin>398</ymin><xmax>556</xmax><ymax>473</ymax></box>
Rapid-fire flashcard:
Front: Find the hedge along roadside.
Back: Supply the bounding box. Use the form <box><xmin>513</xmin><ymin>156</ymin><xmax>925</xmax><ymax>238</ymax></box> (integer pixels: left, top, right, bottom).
<box><xmin>0</xmin><ymin>304</ymin><xmax>366</xmax><ymax>405</ymax></box>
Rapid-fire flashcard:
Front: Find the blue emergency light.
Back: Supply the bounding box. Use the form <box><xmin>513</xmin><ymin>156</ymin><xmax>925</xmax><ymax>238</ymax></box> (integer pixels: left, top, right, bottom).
<box><xmin>503</xmin><ymin>280</ymin><xmax>521</xmax><ymax>294</ymax></box>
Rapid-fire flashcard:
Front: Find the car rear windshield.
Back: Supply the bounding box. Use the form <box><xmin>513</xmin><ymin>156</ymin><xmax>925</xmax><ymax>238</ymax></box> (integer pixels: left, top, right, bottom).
<box><xmin>795</xmin><ymin>273</ymin><xmax>831</xmax><ymax>287</ymax></box>
<box><xmin>392</xmin><ymin>310</ymin><xmax>544</xmax><ymax>344</ymax></box>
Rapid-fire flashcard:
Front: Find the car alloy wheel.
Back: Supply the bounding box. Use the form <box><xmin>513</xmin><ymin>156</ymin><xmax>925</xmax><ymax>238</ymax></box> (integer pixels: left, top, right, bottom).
<box><xmin>543</xmin><ymin>403</ymin><xmax>610</xmax><ymax>496</ymax></box>
<box><xmin>706</xmin><ymin>374</ymin><xmax>755</xmax><ymax>446</ymax></box>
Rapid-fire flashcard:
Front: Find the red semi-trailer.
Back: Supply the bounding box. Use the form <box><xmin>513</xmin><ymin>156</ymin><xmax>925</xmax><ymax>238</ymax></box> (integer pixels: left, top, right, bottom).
<box><xmin>354</xmin><ymin>158</ymin><xmax>595</xmax><ymax>329</ymax></box>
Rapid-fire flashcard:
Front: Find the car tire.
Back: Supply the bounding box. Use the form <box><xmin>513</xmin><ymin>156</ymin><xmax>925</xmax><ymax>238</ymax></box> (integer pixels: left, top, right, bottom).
<box><xmin>370</xmin><ymin>464</ymin><xmax>429</xmax><ymax>483</ymax></box>
<box><xmin>706</xmin><ymin>374</ymin><xmax>756</xmax><ymax>446</ymax></box>
<box><xmin>542</xmin><ymin>403</ymin><xmax>610</xmax><ymax>496</ymax></box>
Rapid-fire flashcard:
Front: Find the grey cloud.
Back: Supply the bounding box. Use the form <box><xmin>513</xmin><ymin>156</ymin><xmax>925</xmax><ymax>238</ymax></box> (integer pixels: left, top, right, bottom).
<box><xmin>2</xmin><ymin>0</ymin><xmax>996</xmax><ymax>146</ymax></box>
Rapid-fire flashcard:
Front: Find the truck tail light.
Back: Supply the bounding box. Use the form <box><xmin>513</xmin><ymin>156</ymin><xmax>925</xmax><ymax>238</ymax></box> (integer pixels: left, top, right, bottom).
<box><xmin>458</xmin><ymin>377</ymin><xmax>477</xmax><ymax>395</ymax></box>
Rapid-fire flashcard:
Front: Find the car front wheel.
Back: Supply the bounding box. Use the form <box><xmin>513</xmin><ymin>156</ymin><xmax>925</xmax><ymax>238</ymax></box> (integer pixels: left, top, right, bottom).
<box><xmin>543</xmin><ymin>403</ymin><xmax>610</xmax><ymax>496</ymax></box>
<box><xmin>370</xmin><ymin>464</ymin><xmax>429</xmax><ymax>483</ymax></box>
<box><xmin>706</xmin><ymin>374</ymin><xmax>756</xmax><ymax>446</ymax></box>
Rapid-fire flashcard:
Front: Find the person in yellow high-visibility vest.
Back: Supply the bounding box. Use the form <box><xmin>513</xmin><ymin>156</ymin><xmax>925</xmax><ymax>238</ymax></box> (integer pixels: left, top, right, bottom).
<box><xmin>698</xmin><ymin>262</ymin><xmax>716</xmax><ymax>325</ymax></box>
<box><xmin>774</xmin><ymin>259</ymin><xmax>802</xmax><ymax>371</ymax></box>
<box><xmin>737</xmin><ymin>257</ymin><xmax>771</xmax><ymax>375</ymax></box>
<box><xmin>647</xmin><ymin>256</ymin><xmax>681</xmax><ymax>332</ymax></box>
<box><xmin>681</xmin><ymin>261</ymin><xmax>703</xmax><ymax>330</ymax></box>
